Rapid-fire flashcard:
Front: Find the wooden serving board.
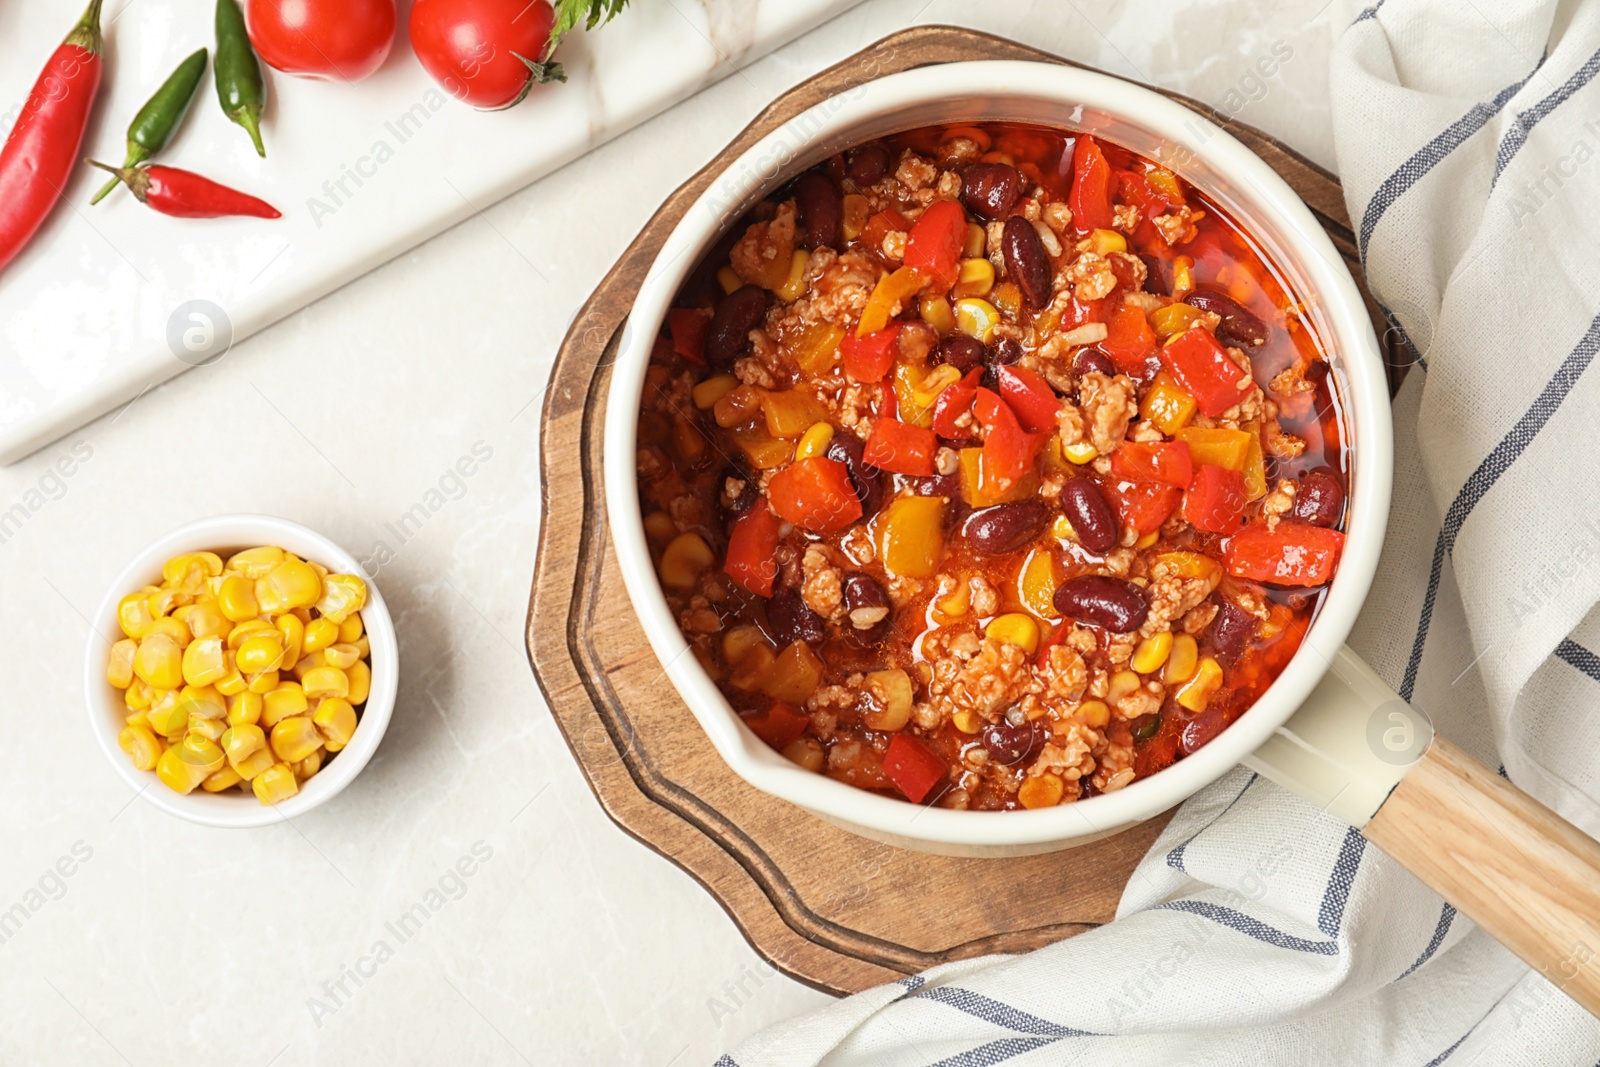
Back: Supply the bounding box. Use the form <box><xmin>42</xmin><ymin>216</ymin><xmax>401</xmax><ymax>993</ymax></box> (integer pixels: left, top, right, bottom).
<box><xmin>526</xmin><ymin>25</ymin><xmax>1406</xmax><ymax>997</ymax></box>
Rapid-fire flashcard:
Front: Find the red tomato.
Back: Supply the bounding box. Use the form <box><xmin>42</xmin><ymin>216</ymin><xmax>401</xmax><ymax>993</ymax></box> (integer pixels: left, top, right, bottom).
<box><xmin>247</xmin><ymin>0</ymin><xmax>396</xmax><ymax>82</ymax></box>
<box><xmin>409</xmin><ymin>0</ymin><xmax>562</xmax><ymax>109</ymax></box>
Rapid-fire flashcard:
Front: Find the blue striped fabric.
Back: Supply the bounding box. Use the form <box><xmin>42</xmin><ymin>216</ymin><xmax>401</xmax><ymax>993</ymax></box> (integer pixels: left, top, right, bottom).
<box><xmin>925</xmin><ymin>1037</ymin><xmax>1062</xmax><ymax>1067</ymax></box>
<box><xmin>1152</xmin><ymin>900</ymin><xmax>1340</xmax><ymax>955</ymax></box>
<box><xmin>1397</xmin><ymin>903</ymin><xmax>1458</xmax><ymax>981</ymax></box>
<box><xmin>1491</xmin><ymin>46</ymin><xmax>1600</xmax><ymax>187</ymax></box>
<box><xmin>1165</xmin><ymin>773</ymin><xmax>1259</xmax><ymax>873</ymax></box>
<box><xmin>912</xmin><ymin>986</ymin><xmax>1099</xmax><ymax>1037</ymax></box>
<box><xmin>1555</xmin><ymin>637</ymin><xmax>1600</xmax><ymax>682</ymax></box>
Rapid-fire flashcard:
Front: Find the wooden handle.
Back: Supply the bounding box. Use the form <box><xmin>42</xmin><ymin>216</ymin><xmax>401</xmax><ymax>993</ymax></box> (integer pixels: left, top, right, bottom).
<box><xmin>1364</xmin><ymin>736</ymin><xmax>1600</xmax><ymax>1015</ymax></box>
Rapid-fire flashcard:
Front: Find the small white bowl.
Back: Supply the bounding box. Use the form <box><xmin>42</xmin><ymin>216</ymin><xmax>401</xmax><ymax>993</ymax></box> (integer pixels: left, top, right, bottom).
<box><xmin>85</xmin><ymin>514</ymin><xmax>398</xmax><ymax>828</ymax></box>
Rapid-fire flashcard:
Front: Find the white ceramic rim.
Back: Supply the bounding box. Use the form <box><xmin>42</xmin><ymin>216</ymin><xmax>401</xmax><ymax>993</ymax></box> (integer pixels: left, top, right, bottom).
<box><xmin>604</xmin><ymin>60</ymin><xmax>1393</xmax><ymax>849</ymax></box>
<box><xmin>84</xmin><ymin>514</ymin><xmax>399</xmax><ymax>828</ymax></box>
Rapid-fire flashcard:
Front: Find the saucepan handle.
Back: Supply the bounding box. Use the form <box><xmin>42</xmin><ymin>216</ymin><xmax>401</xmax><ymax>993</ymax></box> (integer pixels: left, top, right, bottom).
<box><xmin>1242</xmin><ymin>646</ymin><xmax>1600</xmax><ymax>1017</ymax></box>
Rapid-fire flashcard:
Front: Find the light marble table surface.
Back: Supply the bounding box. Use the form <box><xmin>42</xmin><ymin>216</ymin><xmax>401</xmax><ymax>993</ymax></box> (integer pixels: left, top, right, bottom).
<box><xmin>1</xmin><ymin>1</ymin><xmax>1355</xmax><ymax>1063</ymax></box>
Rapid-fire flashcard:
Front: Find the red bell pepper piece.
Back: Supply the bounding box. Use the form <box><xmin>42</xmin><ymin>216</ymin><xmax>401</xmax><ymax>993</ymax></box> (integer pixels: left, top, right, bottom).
<box><xmin>864</xmin><ymin>417</ymin><xmax>938</xmax><ymax>476</ymax></box>
<box><xmin>1069</xmin><ymin>136</ymin><xmax>1114</xmax><ymax>232</ymax></box>
<box><xmin>766</xmin><ymin>457</ymin><xmax>863</xmax><ymax>536</ymax></box>
<box><xmin>1100</xmin><ymin>304</ymin><xmax>1157</xmax><ymax>374</ymax></box>
<box><xmin>1183</xmin><ymin>464</ymin><xmax>1248</xmax><ymax>534</ymax></box>
<box><xmin>1110</xmin><ymin>441</ymin><xmax>1193</xmax><ymax>487</ymax></box>
<box><xmin>649</xmin><ymin>334</ymin><xmax>675</xmax><ymax>365</ymax></box>
<box><xmin>882</xmin><ymin>732</ymin><xmax>947</xmax><ymax>804</ymax></box>
<box><xmin>995</xmin><ymin>366</ymin><xmax>1062</xmax><ymax>434</ymax></box>
<box><xmin>666</xmin><ymin>308</ymin><xmax>710</xmax><ymax>365</ymax></box>
<box><xmin>1160</xmin><ymin>327</ymin><xmax>1254</xmax><ymax>417</ymax></box>
<box><xmin>1115</xmin><ymin>168</ymin><xmax>1171</xmax><ymax>220</ymax></box>
<box><xmin>974</xmin><ymin>387</ymin><xmax>1045</xmax><ymax>488</ymax></box>
<box><xmin>725</xmin><ymin>502</ymin><xmax>783</xmax><ymax>596</ymax></box>
<box><xmin>1105</xmin><ymin>479</ymin><xmax>1181</xmax><ymax>536</ymax></box>
<box><xmin>1224</xmin><ymin>523</ymin><xmax>1345</xmax><ymax>587</ymax></box>
<box><xmin>742</xmin><ymin>702</ymin><xmax>810</xmax><ymax>751</ymax></box>
<box><xmin>903</xmin><ymin>200</ymin><xmax>967</xmax><ymax>292</ymax></box>
<box><xmin>840</xmin><ymin>322</ymin><xmax>901</xmax><ymax>382</ymax></box>
<box><xmin>932</xmin><ymin>368</ymin><xmax>982</xmax><ymax>440</ymax></box>
<box><xmin>859</xmin><ymin>207</ymin><xmax>910</xmax><ymax>253</ymax></box>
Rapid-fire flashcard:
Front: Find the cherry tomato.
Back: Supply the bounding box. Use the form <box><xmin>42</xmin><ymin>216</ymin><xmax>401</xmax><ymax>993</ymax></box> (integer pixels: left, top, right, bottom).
<box><xmin>246</xmin><ymin>0</ymin><xmax>396</xmax><ymax>82</ymax></box>
<box><xmin>409</xmin><ymin>0</ymin><xmax>563</xmax><ymax>110</ymax></box>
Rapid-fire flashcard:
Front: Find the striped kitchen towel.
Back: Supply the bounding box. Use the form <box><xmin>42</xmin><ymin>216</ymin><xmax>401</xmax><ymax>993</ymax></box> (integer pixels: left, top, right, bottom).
<box><xmin>722</xmin><ymin>0</ymin><xmax>1600</xmax><ymax>1063</ymax></box>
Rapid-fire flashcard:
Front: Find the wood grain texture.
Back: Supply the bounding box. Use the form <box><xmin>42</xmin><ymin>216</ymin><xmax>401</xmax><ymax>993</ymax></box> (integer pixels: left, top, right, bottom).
<box><xmin>1364</xmin><ymin>738</ymin><xmax>1600</xmax><ymax>1015</ymax></box>
<box><xmin>527</xmin><ymin>24</ymin><xmax>1406</xmax><ymax>997</ymax></box>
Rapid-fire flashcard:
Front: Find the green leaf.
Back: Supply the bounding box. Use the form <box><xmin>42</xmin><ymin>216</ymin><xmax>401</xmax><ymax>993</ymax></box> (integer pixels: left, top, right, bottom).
<box><xmin>548</xmin><ymin>0</ymin><xmax>631</xmax><ymax>55</ymax></box>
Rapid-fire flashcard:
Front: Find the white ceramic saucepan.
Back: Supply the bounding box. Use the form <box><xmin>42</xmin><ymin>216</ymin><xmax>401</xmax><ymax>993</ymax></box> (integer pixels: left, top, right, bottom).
<box><xmin>604</xmin><ymin>62</ymin><xmax>1600</xmax><ymax>1014</ymax></box>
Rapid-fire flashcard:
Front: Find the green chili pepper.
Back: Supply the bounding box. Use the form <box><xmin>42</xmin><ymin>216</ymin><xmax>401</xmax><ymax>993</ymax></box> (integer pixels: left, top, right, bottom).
<box><xmin>1131</xmin><ymin>714</ymin><xmax>1162</xmax><ymax>741</ymax></box>
<box><xmin>214</xmin><ymin>0</ymin><xmax>266</xmax><ymax>157</ymax></box>
<box><xmin>91</xmin><ymin>48</ymin><xmax>208</xmax><ymax>206</ymax></box>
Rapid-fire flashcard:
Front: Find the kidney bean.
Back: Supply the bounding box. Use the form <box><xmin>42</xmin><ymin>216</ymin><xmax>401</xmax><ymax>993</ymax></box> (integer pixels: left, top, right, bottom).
<box><xmin>939</xmin><ymin>334</ymin><xmax>986</xmax><ymax>373</ymax></box>
<box><xmin>982</xmin><ymin>718</ymin><xmax>1045</xmax><ymax>765</ymax></box>
<box><xmin>1002</xmin><ymin>216</ymin><xmax>1052</xmax><ymax>310</ymax></box>
<box><xmin>1290</xmin><ymin>471</ymin><xmax>1345</xmax><ymax>527</ymax></box>
<box><xmin>845</xmin><ymin>145</ymin><xmax>889</xmax><ymax>187</ymax></box>
<box><xmin>901</xmin><ymin>471</ymin><xmax>961</xmax><ymax>501</ymax></box>
<box><xmin>795</xmin><ymin>170</ymin><xmax>842</xmax><ymax>252</ymax></box>
<box><xmin>1073</xmin><ymin>348</ymin><xmax>1115</xmax><ymax>378</ymax></box>
<box><xmin>1180</xmin><ymin>707</ymin><xmax>1227</xmax><ymax>756</ymax></box>
<box><xmin>990</xmin><ymin>337</ymin><xmax>1023</xmax><ymax>366</ymax></box>
<box><xmin>1139</xmin><ymin>253</ymin><xmax>1171</xmax><ymax>296</ymax></box>
<box><xmin>843</xmin><ymin>574</ymin><xmax>892</xmax><ymax>646</ymax></box>
<box><xmin>1208</xmin><ymin>599</ymin><xmax>1256</xmax><ymax>662</ymax></box>
<box><xmin>767</xmin><ymin>588</ymin><xmax>825</xmax><ymax>646</ymax></box>
<box><xmin>960</xmin><ymin>162</ymin><xmax>1024</xmax><ymax>221</ymax></box>
<box><xmin>1184</xmin><ymin>288</ymin><xmax>1269</xmax><ymax>349</ymax></box>
<box><xmin>826</xmin><ymin>433</ymin><xmax>885</xmax><ymax>517</ymax></box>
<box><xmin>1059</xmin><ymin>478</ymin><xmax>1118</xmax><ymax>555</ymax></box>
<box><xmin>964</xmin><ymin>500</ymin><xmax>1050</xmax><ymax>555</ymax></box>
<box><xmin>1053</xmin><ymin>575</ymin><xmax>1149</xmax><ymax>633</ymax></box>
<box><xmin>705</xmin><ymin>285</ymin><xmax>767</xmax><ymax>370</ymax></box>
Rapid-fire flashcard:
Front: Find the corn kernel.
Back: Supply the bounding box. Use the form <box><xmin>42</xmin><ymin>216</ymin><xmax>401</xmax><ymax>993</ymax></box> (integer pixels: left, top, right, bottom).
<box><xmin>246</xmin><ymin>669</ymin><xmax>280</xmax><ymax>695</ymax></box>
<box><xmin>841</xmin><ymin>194</ymin><xmax>869</xmax><ymax>240</ymax></box>
<box><xmin>258</xmin><ymin>558</ymin><xmax>322</xmax><ymax>614</ymax></box>
<box><xmin>951</xmin><ymin>708</ymin><xmax>982</xmax><ymax>734</ymax></box>
<box><xmin>252</xmin><ymin>763</ymin><xmax>299</xmax><ymax>805</ymax></box>
<box><xmin>1176</xmin><ymin>657</ymin><xmax>1224</xmax><ymax>712</ymax></box>
<box><xmin>236</xmin><ymin>633</ymin><xmax>286</xmax><ymax>674</ymax></box>
<box><xmin>313</xmin><ymin>697</ymin><xmax>358</xmax><ymax>751</ymax></box>
<box><xmin>146</xmin><ymin>691</ymin><xmax>187</xmax><ymax>737</ymax></box>
<box><xmin>952</xmin><ymin>257</ymin><xmax>995</xmax><ymax>298</ymax></box>
<box><xmin>954</xmin><ymin>298</ymin><xmax>1000</xmax><ymax>342</ymax></box>
<box><xmin>643</xmin><ymin>512</ymin><xmax>677</xmax><ymax>544</ymax></box>
<box><xmin>1050</xmin><ymin>514</ymin><xmax>1075</xmax><ymax>541</ymax></box>
<box><xmin>133</xmin><ymin>634</ymin><xmax>183</xmax><ymax>690</ymax></box>
<box><xmin>117</xmin><ymin>591</ymin><xmax>155</xmax><ymax>638</ymax></box>
<box><xmin>1076</xmin><ymin>700</ymin><xmax>1111</xmax><ymax>729</ymax></box>
<box><xmin>202</xmin><ymin>765</ymin><xmax>243</xmax><ymax>793</ymax></box>
<box><xmin>775</xmin><ymin>250</ymin><xmax>810</xmax><ymax>301</ymax></box>
<box><xmin>293</xmin><ymin>651</ymin><xmax>324</xmax><ymax>679</ymax></box>
<box><xmin>920</xmin><ymin>294</ymin><xmax>955</xmax><ymax>336</ymax></box>
<box><xmin>107</xmin><ymin>638</ymin><xmax>137</xmax><ymax>689</ymax></box>
<box><xmin>179</xmin><ymin>685</ymin><xmax>226</xmax><ymax>721</ymax></box>
<box><xmin>1107</xmin><ymin>669</ymin><xmax>1142</xmax><ymax>706</ymax></box>
<box><xmin>217</xmin><ymin>574</ymin><xmax>260</xmax><ymax>622</ymax></box>
<box><xmin>157</xmin><ymin>745</ymin><xmax>208</xmax><ymax>794</ymax></box>
<box><xmin>1171</xmin><ymin>255</ymin><xmax>1195</xmax><ymax>299</ymax></box>
<box><xmin>226</xmin><ymin>618</ymin><xmax>274</xmax><ymax>649</ymax></box>
<box><xmin>271</xmin><ymin>716</ymin><xmax>323</xmax><ymax>763</ymax></box>
<box><xmin>354</xmin><ymin>636</ymin><xmax>370</xmax><ymax>659</ymax></box>
<box><xmin>223</xmin><ymin>722</ymin><xmax>266</xmax><ymax>765</ymax></box>
<box><xmin>1088</xmin><ymin>228</ymin><xmax>1127</xmax><ymax>255</ymax></box>
<box><xmin>345</xmin><ymin>660</ymin><xmax>372</xmax><ymax>706</ymax></box>
<box><xmin>293</xmin><ymin>750</ymin><xmax>323</xmax><ymax>780</ymax></box>
<box><xmin>1018</xmin><ymin>773</ymin><xmax>1065</xmax><ymax>809</ymax></box>
<box><xmin>1131</xmin><ymin>632</ymin><xmax>1174</xmax><ymax>674</ymax></box>
<box><xmin>692</xmin><ymin>374</ymin><xmax>739</xmax><ymax>411</ymax></box>
<box><xmin>985</xmin><ymin>613</ymin><xmax>1041</xmax><ymax>655</ymax></box>
<box><xmin>1164</xmin><ymin>633</ymin><xmax>1199</xmax><ymax>685</ymax></box>
<box><xmin>338</xmin><ymin>613</ymin><xmax>363</xmax><ymax>644</ymax></box>
<box><xmin>911</xmin><ymin>364</ymin><xmax>962</xmax><ymax>409</ymax></box>
<box><xmin>962</xmin><ymin>222</ymin><xmax>986</xmax><ymax>258</ymax></box>
<box><xmin>1134</xmin><ymin>530</ymin><xmax>1160</xmax><ymax>550</ymax></box>
<box><xmin>793</xmin><ymin>422</ymin><xmax>834</xmax><ymax>462</ymax></box>
<box><xmin>187</xmin><ymin>715</ymin><xmax>225</xmax><ymax>741</ymax></box>
<box><xmin>314</xmin><ymin>574</ymin><xmax>367</xmax><ymax>624</ymax></box>
<box><xmin>213</xmin><ymin>653</ymin><xmax>247</xmax><ymax>696</ymax></box>
<box><xmin>232</xmin><ymin>743</ymin><xmax>276</xmax><ymax>781</ymax></box>
<box><xmin>226</xmin><ymin>545</ymin><xmax>283</xmax><ymax>579</ymax></box>
<box><xmin>991</xmin><ymin>281</ymin><xmax>1022</xmax><ymax>317</ymax></box>
<box><xmin>1061</xmin><ymin>440</ymin><xmax>1098</xmax><ymax>464</ymax></box>
<box><xmin>323</xmin><ymin>643</ymin><xmax>361</xmax><ymax>670</ymax></box>
<box><xmin>301</xmin><ymin>667</ymin><xmax>349</xmax><ymax>703</ymax></box>
<box><xmin>183</xmin><ymin>601</ymin><xmax>231</xmax><ymax>643</ymax></box>
<box><xmin>146</xmin><ymin>587</ymin><xmax>185</xmax><ymax>619</ymax></box>
<box><xmin>227</xmin><ymin>690</ymin><xmax>263</xmax><ymax>727</ymax></box>
<box><xmin>181</xmin><ymin>636</ymin><xmax>227</xmax><ymax>687</ymax></box>
<box><xmin>659</xmin><ymin>532</ymin><xmax>715</xmax><ymax>590</ymax></box>
<box><xmin>119</xmin><ymin>725</ymin><xmax>161</xmax><ymax>771</ymax></box>
<box><xmin>301</xmin><ymin>617</ymin><xmax>338</xmax><ymax>655</ymax></box>
<box><xmin>276</xmin><ymin>614</ymin><xmax>304</xmax><ymax>671</ymax></box>
<box><xmin>145</xmin><ymin>616</ymin><xmax>191</xmax><ymax>648</ymax></box>
<box><xmin>178</xmin><ymin>732</ymin><xmax>225</xmax><ymax>776</ymax></box>
<box><xmin>716</xmin><ymin>265</ymin><xmax>741</xmax><ymax>295</ymax></box>
<box><xmin>124</xmin><ymin>677</ymin><xmax>154</xmax><ymax>711</ymax></box>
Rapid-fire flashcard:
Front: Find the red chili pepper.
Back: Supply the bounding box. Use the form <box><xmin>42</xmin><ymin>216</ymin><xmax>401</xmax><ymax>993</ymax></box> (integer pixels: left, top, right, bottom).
<box><xmin>1069</xmin><ymin>135</ymin><xmax>1114</xmax><ymax>232</ymax></box>
<box><xmin>863</xmin><ymin>417</ymin><xmax>937</xmax><ymax>476</ymax></box>
<box><xmin>86</xmin><ymin>162</ymin><xmax>281</xmax><ymax>219</ymax></box>
<box><xmin>0</xmin><ymin>1</ymin><xmax>106</xmax><ymax>276</ymax></box>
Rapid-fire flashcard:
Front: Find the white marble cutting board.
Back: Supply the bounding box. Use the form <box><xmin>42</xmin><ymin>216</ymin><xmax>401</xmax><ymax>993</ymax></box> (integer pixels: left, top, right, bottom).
<box><xmin>0</xmin><ymin>0</ymin><xmax>860</xmax><ymax>463</ymax></box>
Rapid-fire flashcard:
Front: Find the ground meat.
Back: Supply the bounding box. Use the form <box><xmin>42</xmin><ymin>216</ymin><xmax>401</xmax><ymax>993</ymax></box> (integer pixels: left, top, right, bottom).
<box><xmin>1266</xmin><ymin>422</ymin><xmax>1307</xmax><ymax>458</ymax></box>
<box><xmin>1078</xmin><ymin>372</ymin><xmax>1138</xmax><ymax>453</ymax></box>
<box><xmin>1043</xmin><ymin>201</ymin><xmax>1073</xmax><ymax>233</ymax></box>
<box><xmin>1061</xmin><ymin>250</ymin><xmax>1117</xmax><ymax>302</ymax></box>
<box><xmin>1112</xmin><ymin>203</ymin><xmax>1141</xmax><ymax>232</ymax></box>
<box><xmin>733</xmin><ymin>355</ymin><xmax>777</xmax><ymax>389</ymax></box>
<box><xmin>1260</xmin><ymin>479</ymin><xmax>1297</xmax><ymax>529</ymax></box>
<box><xmin>968</xmin><ymin>575</ymin><xmax>1000</xmax><ymax>617</ymax></box>
<box><xmin>679</xmin><ymin>595</ymin><xmax>722</xmax><ymax>634</ymax></box>
<box><xmin>1152</xmin><ymin>205</ymin><xmax>1204</xmax><ymax>246</ymax></box>
<box><xmin>1032</xmin><ymin>723</ymin><xmax>1099</xmax><ymax>781</ymax></box>
<box><xmin>731</xmin><ymin>200</ymin><xmax>797</xmax><ymax>283</ymax></box>
<box><xmin>1142</xmin><ymin>563</ymin><xmax>1216</xmax><ymax>636</ymax></box>
<box><xmin>801</xmin><ymin>543</ymin><xmax>845</xmax><ymax>622</ymax></box>
<box><xmin>1039</xmin><ymin>645</ymin><xmax>1088</xmax><ymax>702</ymax></box>
<box><xmin>925</xmin><ymin>629</ymin><xmax>1043</xmax><ymax>725</ymax></box>
<box><xmin>894</xmin><ymin>150</ymin><xmax>938</xmax><ymax>192</ymax></box>
<box><xmin>1181</xmin><ymin>602</ymin><xmax>1220</xmax><ymax>634</ymax></box>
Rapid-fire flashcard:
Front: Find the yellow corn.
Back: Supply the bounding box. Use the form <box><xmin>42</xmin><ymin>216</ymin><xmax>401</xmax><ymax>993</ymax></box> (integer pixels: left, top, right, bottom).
<box><xmin>963</xmin><ymin>222</ymin><xmax>986</xmax><ymax>258</ymax></box>
<box><xmin>1176</xmin><ymin>657</ymin><xmax>1224</xmax><ymax>711</ymax></box>
<box><xmin>257</xmin><ymin>558</ymin><xmax>322</xmax><ymax>614</ymax></box>
<box><xmin>692</xmin><ymin>374</ymin><xmax>738</xmax><ymax>411</ymax></box>
<box><xmin>117</xmin><ymin>591</ymin><xmax>155</xmax><ymax>638</ymax></box>
<box><xmin>986</xmin><ymin>613</ymin><xmax>1041</xmax><ymax>655</ymax></box>
<box><xmin>107</xmin><ymin>638</ymin><xmax>137</xmax><ymax>689</ymax></box>
<box><xmin>932</xmin><ymin>577</ymin><xmax>969</xmax><ymax>624</ymax></box>
<box><xmin>354</xmin><ymin>636</ymin><xmax>370</xmax><ymax>658</ymax></box>
<box><xmin>319</xmin><ymin>642</ymin><xmax>357</xmax><ymax>671</ymax></box>
<box><xmin>951</xmin><ymin>708</ymin><xmax>982</xmax><ymax>735</ymax></box>
<box><xmin>146</xmin><ymin>587</ymin><xmax>185</xmax><ymax>620</ymax></box>
<box><xmin>1164</xmin><ymin>633</ymin><xmax>1199</xmax><ymax>685</ymax></box>
<box><xmin>225</xmin><ymin>618</ymin><xmax>273</xmax><ymax>649</ymax></box>
<box><xmin>313</xmin><ymin>574</ymin><xmax>366</xmax><ymax>624</ymax></box>
<box><xmin>226</xmin><ymin>690</ymin><xmax>262</xmax><ymax>727</ymax></box>
<box><xmin>643</xmin><ymin>512</ymin><xmax>676</xmax><ymax>544</ymax></box>
<box><xmin>276</xmin><ymin>614</ymin><xmax>304</xmax><ymax>671</ymax></box>
<box><xmin>345</xmin><ymin>660</ymin><xmax>371</xmax><ymax>705</ymax></box>
<box><xmin>133</xmin><ymin>634</ymin><xmax>183</xmax><ymax>691</ymax></box>
<box><xmin>201</xmin><ymin>765</ymin><xmax>243</xmax><ymax>793</ymax></box>
<box><xmin>1076</xmin><ymin>700</ymin><xmax>1111</xmax><ymax>729</ymax></box>
<box><xmin>991</xmin><ymin>281</ymin><xmax>1022</xmax><ymax>318</ymax></box>
<box><xmin>183</xmin><ymin>601</ymin><xmax>231</xmax><ymax>642</ymax></box>
<box><xmin>246</xmin><ymin>669</ymin><xmax>280</xmax><ymax>696</ymax></box>
<box><xmin>271</xmin><ymin>716</ymin><xmax>323</xmax><ymax>763</ymax></box>
<box><xmin>1135</xmin><ymin>530</ymin><xmax>1159</xmax><ymax>550</ymax></box>
<box><xmin>146</xmin><ymin>691</ymin><xmax>187</xmax><ymax>737</ymax></box>
<box><xmin>179</xmin><ymin>685</ymin><xmax>226</xmax><ymax>721</ymax></box>
<box><xmin>180</xmin><ymin>636</ymin><xmax>227</xmax><ymax>687</ymax></box>
<box><xmin>920</xmin><ymin>294</ymin><xmax>955</xmax><ymax>336</ymax></box>
<box><xmin>1088</xmin><ymin>228</ymin><xmax>1127</xmax><ymax>255</ymax></box>
<box><xmin>794</xmin><ymin>422</ymin><xmax>834</xmax><ymax>461</ymax></box>
<box><xmin>1171</xmin><ymin>254</ymin><xmax>1195</xmax><ymax>299</ymax></box>
<box><xmin>156</xmin><ymin>745</ymin><xmax>208</xmax><ymax>794</ymax></box>
<box><xmin>262</xmin><ymin>682</ymin><xmax>309</xmax><ymax>727</ymax></box>
<box><xmin>337</xmin><ymin>613</ymin><xmax>363</xmax><ymax>644</ymax></box>
<box><xmin>1051</xmin><ymin>515</ymin><xmax>1076</xmax><ymax>541</ymax></box>
<box><xmin>1018</xmin><ymin>773</ymin><xmax>1065</xmax><ymax>809</ymax></box>
<box><xmin>187</xmin><ymin>715</ymin><xmax>225</xmax><ymax>741</ymax></box>
<box><xmin>1131</xmin><ymin>632</ymin><xmax>1174</xmax><ymax>674</ymax></box>
<box><xmin>954</xmin><ymin>298</ymin><xmax>1000</xmax><ymax>343</ymax></box>
<box><xmin>313</xmin><ymin>697</ymin><xmax>358</xmax><ymax>751</ymax></box>
<box><xmin>124</xmin><ymin>677</ymin><xmax>154</xmax><ymax>711</ymax></box>
<box><xmin>716</xmin><ymin>265</ymin><xmax>741</xmax><ymax>295</ymax></box>
<box><xmin>952</xmin><ymin>257</ymin><xmax>995</xmax><ymax>298</ymax></box>
<box><xmin>236</xmin><ymin>632</ymin><xmax>285</xmax><ymax>674</ymax></box>
<box><xmin>301</xmin><ymin>617</ymin><xmax>338</xmax><ymax>655</ymax></box>
<box><xmin>119</xmin><ymin>725</ymin><xmax>161</xmax><ymax>771</ymax></box>
<box><xmin>217</xmin><ymin>574</ymin><xmax>260</xmax><ymax>622</ymax></box>
<box><xmin>223</xmin><ymin>722</ymin><xmax>266</xmax><ymax>764</ymax></box>
<box><xmin>213</xmin><ymin>652</ymin><xmax>247</xmax><ymax>696</ymax></box>
<box><xmin>178</xmin><ymin>732</ymin><xmax>225</xmax><ymax>777</ymax></box>
<box><xmin>301</xmin><ymin>667</ymin><xmax>349</xmax><ymax>703</ymax></box>
<box><xmin>145</xmin><ymin>616</ymin><xmax>191</xmax><ymax>648</ymax></box>
<box><xmin>1154</xmin><ymin>551</ymin><xmax>1222</xmax><ymax>586</ymax></box>
<box><xmin>226</xmin><ymin>545</ymin><xmax>283</xmax><ymax>579</ymax></box>
<box><xmin>1061</xmin><ymin>439</ymin><xmax>1098</xmax><ymax>464</ymax></box>
<box><xmin>162</xmin><ymin>551</ymin><xmax>221</xmax><ymax>595</ymax></box>
<box><xmin>659</xmin><ymin>532</ymin><xmax>715</xmax><ymax>590</ymax></box>
<box><xmin>775</xmin><ymin>250</ymin><xmax>810</xmax><ymax>301</ymax></box>
<box><xmin>293</xmin><ymin>651</ymin><xmax>324</xmax><ymax>679</ymax></box>
<box><xmin>252</xmin><ymin>763</ymin><xmax>299</xmax><ymax>805</ymax></box>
